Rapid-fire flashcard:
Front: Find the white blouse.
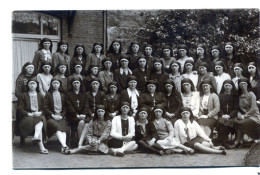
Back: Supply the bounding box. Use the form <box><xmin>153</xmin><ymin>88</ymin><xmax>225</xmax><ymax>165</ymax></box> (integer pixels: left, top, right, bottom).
<box><xmin>181</xmin><ymin>91</ymin><xmax>200</xmax><ymax>117</ymax></box>
<box><xmin>215</xmin><ymin>73</ymin><xmax>231</xmax><ymax>94</ymax></box>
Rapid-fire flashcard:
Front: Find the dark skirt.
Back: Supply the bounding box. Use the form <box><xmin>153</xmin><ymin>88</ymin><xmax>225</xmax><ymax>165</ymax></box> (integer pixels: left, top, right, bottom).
<box><xmin>234</xmin><ymin>118</ymin><xmax>260</xmax><ymax>140</ymax></box>
<box><xmin>197</xmin><ymin>118</ymin><xmax>217</xmax><ymax>130</ymax></box>
<box><xmin>47</xmin><ymin>118</ymin><xmax>67</xmax><ymax>137</ymax></box>
<box><xmin>108</xmin><ymin>138</ymin><xmax>123</xmax><ymax>148</ymax></box>
<box><xmin>68</xmin><ymin>115</ymin><xmax>82</xmax><ymax>127</ymax></box>
<box><xmin>19</xmin><ymin>115</ymin><xmax>47</xmax><ymax>138</ymax></box>
<box><xmin>184</xmin><ymin>136</ymin><xmax>207</xmax><ymax>149</ymax></box>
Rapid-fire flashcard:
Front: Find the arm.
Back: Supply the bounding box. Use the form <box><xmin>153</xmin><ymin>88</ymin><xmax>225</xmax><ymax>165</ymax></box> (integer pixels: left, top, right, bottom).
<box><xmin>85</xmin><ymin>54</ymin><xmax>91</xmax><ymax>73</ymax></box>
<box><xmin>52</xmin><ymin>53</ymin><xmax>59</xmax><ymax>74</ymax></box>
<box><xmin>210</xmin><ymin>76</ymin><xmax>217</xmax><ymax>93</ymax></box>
<box><xmin>207</xmin><ymin>93</ymin><xmax>220</xmax><ymax>119</ymax></box>
<box><xmin>99</xmin><ymin>121</ymin><xmax>112</xmax><ymax>142</ymax></box>
<box><xmin>98</xmin><ymin>72</ymin><xmax>107</xmax><ymax>92</ymax></box>
<box><xmin>194</xmin><ymin>121</ymin><xmax>211</xmax><ymax>142</ymax></box>
<box><xmin>229</xmin><ymin>95</ymin><xmax>239</xmax><ymax>118</ymax></box>
<box><xmin>44</xmin><ymin>93</ymin><xmax>53</xmax><ymax>120</ymax></box>
<box><xmin>110</xmin><ymin>117</ymin><xmax>123</xmax><ymax>140</ymax></box>
<box><xmin>244</xmin><ymin>92</ymin><xmax>259</xmax><ymax>117</ymax></box>
<box><xmin>86</xmin><ymin>120</ymin><xmax>94</xmax><ymax>144</ymax></box>
<box><xmin>60</xmin><ymin>93</ymin><xmax>67</xmax><ymax>117</ymax></box>
<box><xmin>165</xmin><ymin>119</ymin><xmax>174</xmax><ymax>138</ymax></box>
<box><xmin>15</xmin><ymin>77</ymin><xmax>26</xmax><ymax>98</ymax></box>
<box><xmin>36</xmin><ymin>74</ymin><xmax>45</xmax><ymax>96</ymax></box>
<box><xmin>174</xmin><ymin>120</ymin><xmax>181</xmax><ymax>143</ymax></box>
<box><xmin>193</xmin><ymin>92</ymin><xmax>200</xmax><ymax>117</ymax></box>
<box><xmin>65</xmin><ymin>93</ymin><xmax>78</xmax><ymax>116</ymax></box>
<box><xmin>18</xmin><ymin>94</ymin><xmax>30</xmax><ymax>117</ymax></box>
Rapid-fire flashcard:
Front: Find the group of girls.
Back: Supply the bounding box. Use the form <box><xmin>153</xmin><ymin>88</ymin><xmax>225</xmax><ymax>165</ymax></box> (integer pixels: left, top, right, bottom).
<box><xmin>15</xmin><ymin>37</ymin><xmax>260</xmax><ymax>157</ymax></box>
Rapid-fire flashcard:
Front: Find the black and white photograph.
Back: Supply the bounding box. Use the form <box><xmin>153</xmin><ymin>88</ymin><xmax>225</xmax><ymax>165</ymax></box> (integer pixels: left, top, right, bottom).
<box><xmin>5</xmin><ymin>1</ymin><xmax>260</xmax><ymax>173</ymax></box>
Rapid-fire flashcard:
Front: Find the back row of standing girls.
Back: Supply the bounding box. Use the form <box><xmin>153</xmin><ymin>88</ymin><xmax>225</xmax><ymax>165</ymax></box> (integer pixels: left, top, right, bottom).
<box><xmin>15</xmin><ymin>37</ymin><xmax>260</xmax><ymax>156</ymax></box>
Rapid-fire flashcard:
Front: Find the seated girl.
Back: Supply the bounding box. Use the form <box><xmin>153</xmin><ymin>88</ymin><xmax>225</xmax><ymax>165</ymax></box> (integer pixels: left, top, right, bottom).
<box><xmin>108</xmin><ymin>102</ymin><xmax>138</xmax><ymax>157</ymax></box>
<box><xmin>45</xmin><ymin>78</ymin><xmax>69</xmax><ymax>153</ymax></box>
<box><xmin>18</xmin><ymin>78</ymin><xmax>48</xmax><ymax>154</ymax></box>
<box><xmin>174</xmin><ymin>107</ymin><xmax>226</xmax><ymax>155</ymax></box>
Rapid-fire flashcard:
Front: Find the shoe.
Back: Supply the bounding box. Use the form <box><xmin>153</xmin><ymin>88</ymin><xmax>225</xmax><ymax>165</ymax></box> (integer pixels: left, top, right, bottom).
<box><xmin>165</xmin><ymin>149</ymin><xmax>174</xmax><ymax>155</ymax></box>
<box><xmin>218</xmin><ymin>146</ymin><xmax>225</xmax><ymax>150</ymax></box>
<box><xmin>188</xmin><ymin>149</ymin><xmax>195</xmax><ymax>155</ymax></box>
<box><xmin>181</xmin><ymin>150</ymin><xmax>188</xmax><ymax>155</ymax></box>
<box><xmin>221</xmin><ymin>150</ymin><xmax>227</xmax><ymax>155</ymax></box>
<box><xmin>114</xmin><ymin>151</ymin><xmax>125</xmax><ymax>157</ymax></box>
<box><xmin>230</xmin><ymin>142</ymin><xmax>242</xmax><ymax>149</ymax></box>
<box><xmin>32</xmin><ymin>137</ymin><xmax>41</xmax><ymax>144</ymax></box>
<box><xmin>61</xmin><ymin>146</ymin><xmax>69</xmax><ymax>154</ymax></box>
<box><xmin>64</xmin><ymin>150</ymin><xmax>71</xmax><ymax>155</ymax></box>
<box><xmin>40</xmin><ymin>149</ymin><xmax>48</xmax><ymax>154</ymax></box>
<box><xmin>222</xmin><ymin>142</ymin><xmax>231</xmax><ymax>150</ymax></box>
<box><xmin>157</xmin><ymin>150</ymin><xmax>164</xmax><ymax>156</ymax></box>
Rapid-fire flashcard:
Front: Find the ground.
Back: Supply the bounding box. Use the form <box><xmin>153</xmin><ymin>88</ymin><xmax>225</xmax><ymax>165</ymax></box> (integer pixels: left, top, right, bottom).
<box><xmin>12</xmin><ymin>135</ymin><xmax>258</xmax><ymax>169</ymax></box>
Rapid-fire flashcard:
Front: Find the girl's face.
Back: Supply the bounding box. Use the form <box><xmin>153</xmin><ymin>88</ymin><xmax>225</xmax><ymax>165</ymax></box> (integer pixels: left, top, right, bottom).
<box><xmin>28</xmin><ymin>81</ymin><xmax>37</xmax><ymax>91</ymax></box>
<box><xmin>234</xmin><ymin>68</ymin><xmax>242</xmax><ymax>76</ymax></box>
<box><xmin>76</xmin><ymin>47</ymin><xmax>84</xmax><ymax>55</ymax></box>
<box><xmin>109</xmin><ymin>85</ymin><xmax>117</xmax><ymax>93</ymax></box>
<box><xmin>171</xmin><ymin>64</ymin><xmax>179</xmax><ymax>73</ymax></box>
<box><xmin>225</xmin><ymin>45</ymin><xmax>233</xmax><ymax>54</ymax></box>
<box><xmin>154</xmin><ymin>62</ymin><xmax>162</xmax><ymax>71</ymax></box>
<box><xmin>58</xmin><ymin>65</ymin><xmax>67</xmax><ymax>74</ymax></box>
<box><xmin>52</xmin><ymin>81</ymin><xmax>60</xmax><ymax>90</ymax></box>
<box><xmin>147</xmin><ymin>84</ymin><xmax>156</xmax><ymax>93</ymax></box>
<box><xmin>239</xmin><ymin>82</ymin><xmax>248</xmax><ymax>91</ymax></box>
<box><xmin>43</xmin><ymin>41</ymin><xmax>51</xmax><ymax>50</ymax></box>
<box><xmin>60</xmin><ymin>45</ymin><xmax>67</xmax><ymax>53</ymax></box>
<box><xmin>128</xmin><ymin>81</ymin><xmax>137</xmax><ymax>89</ymax></box>
<box><xmin>185</xmin><ymin>63</ymin><xmax>193</xmax><ymax>72</ymax></box>
<box><xmin>94</xmin><ymin>45</ymin><xmax>102</xmax><ymax>53</ymax></box>
<box><xmin>163</xmin><ymin>49</ymin><xmax>171</xmax><ymax>57</ymax></box>
<box><xmin>132</xmin><ymin>44</ymin><xmax>139</xmax><ymax>53</ymax></box>
<box><xmin>172</xmin><ymin>48</ymin><xmax>178</xmax><ymax>57</ymax></box>
<box><xmin>196</xmin><ymin>47</ymin><xmax>204</xmax><ymax>56</ymax></box>
<box><xmin>25</xmin><ymin>66</ymin><xmax>34</xmax><ymax>75</ymax></box>
<box><xmin>215</xmin><ymin>66</ymin><xmax>223</xmax><ymax>75</ymax></box>
<box><xmin>138</xmin><ymin>111</ymin><xmax>148</xmax><ymax>121</ymax></box>
<box><xmin>72</xmin><ymin>81</ymin><xmax>80</xmax><ymax>90</ymax></box>
<box><xmin>202</xmin><ymin>84</ymin><xmax>211</xmax><ymax>94</ymax></box>
<box><xmin>91</xmin><ymin>67</ymin><xmax>99</xmax><ymax>75</ymax></box>
<box><xmin>179</xmin><ymin>49</ymin><xmax>187</xmax><ymax>57</ymax></box>
<box><xmin>198</xmin><ymin>66</ymin><xmax>207</xmax><ymax>75</ymax></box>
<box><xmin>165</xmin><ymin>84</ymin><xmax>173</xmax><ymax>93</ymax></box>
<box><xmin>104</xmin><ymin>61</ymin><xmax>112</xmax><ymax>70</ymax></box>
<box><xmin>145</xmin><ymin>47</ymin><xmax>152</xmax><ymax>56</ymax></box>
<box><xmin>120</xmin><ymin>60</ymin><xmax>129</xmax><ymax>68</ymax></box>
<box><xmin>211</xmin><ymin>50</ymin><xmax>220</xmax><ymax>58</ymax></box>
<box><xmin>97</xmin><ymin>109</ymin><xmax>105</xmax><ymax>119</ymax></box>
<box><xmin>42</xmin><ymin>65</ymin><xmax>51</xmax><ymax>74</ymax></box>
<box><xmin>91</xmin><ymin>82</ymin><xmax>100</xmax><ymax>91</ymax></box>
<box><xmin>138</xmin><ymin>58</ymin><xmax>146</xmax><ymax>68</ymax></box>
<box><xmin>154</xmin><ymin>110</ymin><xmax>163</xmax><ymax>119</ymax></box>
<box><xmin>121</xmin><ymin>106</ymin><xmax>130</xmax><ymax>115</ymax></box>
<box><xmin>113</xmin><ymin>42</ymin><xmax>120</xmax><ymax>52</ymax></box>
<box><xmin>248</xmin><ymin>66</ymin><xmax>256</xmax><ymax>75</ymax></box>
<box><xmin>182</xmin><ymin>83</ymin><xmax>191</xmax><ymax>92</ymax></box>
<box><xmin>74</xmin><ymin>66</ymin><xmax>82</xmax><ymax>74</ymax></box>
<box><xmin>181</xmin><ymin>111</ymin><xmax>190</xmax><ymax>122</ymax></box>
<box><xmin>224</xmin><ymin>84</ymin><xmax>233</xmax><ymax>93</ymax></box>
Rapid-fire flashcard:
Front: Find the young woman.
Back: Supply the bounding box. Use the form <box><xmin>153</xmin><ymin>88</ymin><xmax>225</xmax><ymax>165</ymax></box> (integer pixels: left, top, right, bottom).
<box><xmin>106</xmin><ymin>40</ymin><xmax>123</xmax><ymax>72</ymax></box>
<box><xmin>85</xmin><ymin>43</ymin><xmax>106</xmax><ymax>72</ymax></box>
<box><xmin>32</xmin><ymin>38</ymin><xmax>53</xmax><ymax>74</ymax></box>
<box><xmin>114</xmin><ymin>55</ymin><xmax>133</xmax><ymax>92</ymax></box>
<box><xmin>15</xmin><ymin>62</ymin><xmax>36</xmax><ymax>98</ymax></box>
<box><xmin>197</xmin><ymin>80</ymin><xmax>220</xmax><ymax>137</ymax></box>
<box><xmin>177</xmin><ymin>44</ymin><xmax>194</xmax><ymax>73</ymax></box>
<box><xmin>164</xmin><ymin>79</ymin><xmax>183</xmax><ymax>126</ymax></box>
<box><xmin>182</xmin><ymin>60</ymin><xmax>198</xmax><ymax>90</ymax></box>
<box><xmin>127</xmin><ymin>41</ymin><xmax>141</xmax><ymax>70</ymax></box>
<box><xmin>232</xmin><ymin>63</ymin><xmax>246</xmax><ymax>90</ymax></box>
<box><xmin>70</xmin><ymin>44</ymin><xmax>87</xmax><ymax>75</ymax></box>
<box><xmin>145</xmin><ymin>104</ymin><xmax>193</xmax><ymax>155</ymax></box>
<box><xmin>194</xmin><ymin>44</ymin><xmax>212</xmax><ymax>72</ymax></box>
<box><xmin>103</xmin><ymin>81</ymin><xmax>121</xmax><ymax>120</ymax></box>
<box><xmin>247</xmin><ymin>62</ymin><xmax>260</xmax><ymax>106</ymax></box>
<box><xmin>168</xmin><ymin>61</ymin><xmax>183</xmax><ymax>94</ymax></box>
<box><xmin>180</xmin><ymin>78</ymin><xmax>200</xmax><ymax>118</ymax></box>
<box><xmin>98</xmin><ymin>57</ymin><xmax>114</xmax><ymax>93</ymax></box>
<box><xmin>150</xmin><ymin>58</ymin><xmax>168</xmax><ymax>92</ymax></box>
<box><xmin>84</xmin><ymin>64</ymin><xmax>99</xmax><ymax>92</ymax></box>
<box><xmin>214</xmin><ymin>61</ymin><xmax>231</xmax><ymax>94</ymax></box>
<box><xmin>45</xmin><ymin>78</ymin><xmax>69</xmax><ymax>153</ymax></box>
<box><xmin>108</xmin><ymin>102</ymin><xmax>138</xmax><ymax>157</ymax></box>
<box><xmin>67</xmin><ymin>61</ymin><xmax>86</xmax><ymax>91</ymax></box>
<box><xmin>66</xmin><ymin>77</ymin><xmax>88</xmax><ymax>139</ymax></box>
<box><xmin>174</xmin><ymin>107</ymin><xmax>226</xmax><ymax>155</ymax></box>
<box><xmin>36</xmin><ymin>61</ymin><xmax>53</xmax><ymax>97</ymax></box>
<box><xmin>133</xmin><ymin>55</ymin><xmax>151</xmax><ymax>93</ymax></box>
<box><xmin>217</xmin><ymin>80</ymin><xmax>239</xmax><ymax>149</ymax></box>
<box><xmin>231</xmin><ymin>78</ymin><xmax>260</xmax><ymax>148</ymax></box>
<box><xmin>120</xmin><ymin>75</ymin><xmax>141</xmax><ymax>118</ymax></box>
<box><xmin>197</xmin><ymin>62</ymin><xmax>217</xmax><ymax>91</ymax></box>
<box><xmin>66</xmin><ymin>105</ymin><xmax>111</xmax><ymax>155</ymax></box>
<box><xmin>139</xmin><ymin>80</ymin><xmax>166</xmax><ymax>111</ymax></box>
<box><xmin>160</xmin><ymin>45</ymin><xmax>176</xmax><ymax>74</ymax></box>
<box><xmin>143</xmin><ymin>44</ymin><xmax>156</xmax><ymax>71</ymax></box>
<box><xmin>210</xmin><ymin>45</ymin><xmax>227</xmax><ymax>72</ymax></box>
<box><xmin>18</xmin><ymin>78</ymin><xmax>48</xmax><ymax>154</ymax></box>
<box><xmin>52</xmin><ymin>40</ymin><xmax>71</xmax><ymax>75</ymax></box>
<box><xmin>53</xmin><ymin>61</ymin><xmax>69</xmax><ymax>93</ymax></box>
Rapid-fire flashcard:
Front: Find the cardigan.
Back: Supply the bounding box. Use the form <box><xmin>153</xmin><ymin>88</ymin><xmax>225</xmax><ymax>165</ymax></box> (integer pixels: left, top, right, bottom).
<box><xmin>110</xmin><ymin>115</ymin><xmax>135</xmax><ymax>140</ymax></box>
<box><xmin>98</xmin><ymin>71</ymin><xmax>114</xmax><ymax>92</ymax></box>
<box><xmin>174</xmin><ymin>119</ymin><xmax>211</xmax><ymax>144</ymax></box>
<box><xmin>198</xmin><ymin>93</ymin><xmax>220</xmax><ymax>120</ymax></box>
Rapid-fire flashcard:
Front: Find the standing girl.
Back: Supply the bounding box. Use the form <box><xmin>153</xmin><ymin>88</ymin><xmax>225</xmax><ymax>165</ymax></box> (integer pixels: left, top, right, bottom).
<box><xmin>70</xmin><ymin>44</ymin><xmax>87</xmax><ymax>75</ymax></box>
<box><xmin>150</xmin><ymin>58</ymin><xmax>168</xmax><ymax>92</ymax></box>
<box><xmin>182</xmin><ymin>60</ymin><xmax>198</xmax><ymax>90</ymax></box>
<box><xmin>106</xmin><ymin>40</ymin><xmax>122</xmax><ymax>72</ymax></box>
<box><xmin>36</xmin><ymin>61</ymin><xmax>53</xmax><ymax>97</ymax></box>
<box><xmin>160</xmin><ymin>45</ymin><xmax>176</xmax><ymax>74</ymax></box>
<box><xmin>85</xmin><ymin>43</ymin><xmax>106</xmax><ymax>72</ymax></box>
<box><xmin>177</xmin><ymin>44</ymin><xmax>194</xmax><ymax>73</ymax></box>
<box><xmin>53</xmin><ymin>61</ymin><xmax>69</xmax><ymax>93</ymax></box>
<box><xmin>168</xmin><ymin>61</ymin><xmax>183</xmax><ymax>94</ymax></box>
<box><xmin>127</xmin><ymin>41</ymin><xmax>141</xmax><ymax>70</ymax></box>
<box><xmin>98</xmin><ymin>57</ymin><xmax>114</xmax><ymax>93</ymax></box>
